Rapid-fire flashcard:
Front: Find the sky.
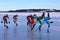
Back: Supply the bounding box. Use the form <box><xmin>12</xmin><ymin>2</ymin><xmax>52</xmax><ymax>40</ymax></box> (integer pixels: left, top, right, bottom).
<box><xmin>0</xmin><ymin>0</ymin><xmax>60</xmax><ymax>11</ymax></box>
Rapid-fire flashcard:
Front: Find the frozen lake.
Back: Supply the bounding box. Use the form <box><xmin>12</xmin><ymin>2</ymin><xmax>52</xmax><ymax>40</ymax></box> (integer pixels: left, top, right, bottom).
<box><xmin>0</xmin><ymin>12</ymin><xmax>60</xmax><ymax>40</ymax></box>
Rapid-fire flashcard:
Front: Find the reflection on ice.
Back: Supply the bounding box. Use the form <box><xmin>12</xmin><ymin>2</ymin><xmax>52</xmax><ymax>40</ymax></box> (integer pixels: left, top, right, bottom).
<box><xmin>4</xmin><ymin>29</ymin><xmax>8</xmax><ymax>40</ymax></box>
<box><xmin>0</xmin><ymin>12</ymin><xmax>60</xmax><ymax>40</ymax></box>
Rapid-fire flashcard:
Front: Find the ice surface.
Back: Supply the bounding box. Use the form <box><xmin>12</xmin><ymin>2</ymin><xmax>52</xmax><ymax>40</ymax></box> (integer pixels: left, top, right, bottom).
<box><xmin>0</xmin><ymin>12</ymin><xmax>60</xmax><ymax>40</ymax></box>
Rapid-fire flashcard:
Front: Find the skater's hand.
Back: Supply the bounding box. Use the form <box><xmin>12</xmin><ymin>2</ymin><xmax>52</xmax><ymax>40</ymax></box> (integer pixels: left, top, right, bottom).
<box><xmin>9</xmin><ymin>21</ymin><xmax>10</xmax><ymax>24</ymax></box>
<box><xmin>1</xmin><ymin>21</ymin><xmax>3</xmax><ymax>23</ymax></box>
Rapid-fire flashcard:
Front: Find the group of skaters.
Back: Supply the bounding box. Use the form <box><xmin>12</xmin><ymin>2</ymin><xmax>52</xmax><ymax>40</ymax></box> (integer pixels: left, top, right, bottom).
<box><xmin>27</xmin><ymin>12</ymin><xmax>53</xmax><ymax>32</ymax></box>
<box><xmin>1</xmin><ymin>14</ymin><xmax>18</xmax><ymax>29</ymax></box>
<box><xmin>1</xmin><ymin>12</ymin><xmax>53</xmax><ymax>32</ymax></box>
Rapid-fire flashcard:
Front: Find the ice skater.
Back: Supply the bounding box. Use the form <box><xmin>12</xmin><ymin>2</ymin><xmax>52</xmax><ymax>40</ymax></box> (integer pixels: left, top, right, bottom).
<box><xmin>28</xmin><ymin>12</ymin><xmax>53</xmax><ymax>32</ymax></box>
<box><xmin>35</xmin><ymin>12</ymin><xmax>52</xmax><ymax>32</ymax></box>
<box><xmin>31</xmin><ymin>12</ymin><xmax>45</xmax><ymax>31</ymax></box>
<box><xmin>13</xmin><ymin>14</ymin><xmax>18</xmax><ymax>26</ymax></box>
<box><xmin>27</xmin><ymin>14</ymin><xmax>37</xmax><ymax>31</ymax></box>
<box><xmin>2</xmin><ymin>14</ymin><xmax>10</xmax><ymax>29</ymax></box>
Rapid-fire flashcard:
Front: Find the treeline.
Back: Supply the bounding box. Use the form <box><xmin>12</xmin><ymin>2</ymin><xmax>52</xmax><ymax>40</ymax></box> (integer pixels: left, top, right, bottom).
<box><xmin>0</xmin><ymin>9</ymin><xmax>60</xmax><ymax>12</ymax></box>
<box><xmin>8</xmin><ymin>9</ymin><xmax>60</xmax><ymax>12</ymax></box>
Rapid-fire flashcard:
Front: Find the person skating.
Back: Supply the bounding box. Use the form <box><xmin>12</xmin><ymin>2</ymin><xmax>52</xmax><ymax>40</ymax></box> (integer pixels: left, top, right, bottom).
<box><xmin>32</xmin><ymin>12</ymin><xmax>45</xmax><ymax>31</ymax></box>
<box><xmin>27</xmin><ymin>14</ymin><xmax>37</xmax><ymax>31</ymax></box>
<box><xmin>2</xmin><ymin>14</ymin><xmax>9</xmax><ymax>29</ymax></box>
<box><xmin>37</xmin><ymin>12</ymin><xmax>51</xmax><ymax>32</ymax></box>
<box><xmin>13</xmin><ymin>14</ymin><xmax>18</xmax><ymax>26</ymax></box>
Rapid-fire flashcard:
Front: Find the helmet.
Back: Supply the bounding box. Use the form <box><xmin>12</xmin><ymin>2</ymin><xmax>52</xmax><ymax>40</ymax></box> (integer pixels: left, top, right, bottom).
<box><xmin>6</xmin><ymin>14</ymin><xmax>8</xmax><ymax>17</ymax></box>
<box><xmin>34</xmin><ymin>14</ymin><xmax>37</xmax><ymax>16</ymax></box>
<box><xmin>15</xmin><ymin>14</ymin><xmax>18</xmax><ymax>17</ymax></box>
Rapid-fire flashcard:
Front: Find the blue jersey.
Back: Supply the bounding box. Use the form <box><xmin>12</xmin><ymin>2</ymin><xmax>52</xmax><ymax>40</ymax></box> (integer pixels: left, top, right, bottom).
<box><xmin>44</xmin><ymin>17</ymin><xmax>50</xmax><ymax>21</ymax></box>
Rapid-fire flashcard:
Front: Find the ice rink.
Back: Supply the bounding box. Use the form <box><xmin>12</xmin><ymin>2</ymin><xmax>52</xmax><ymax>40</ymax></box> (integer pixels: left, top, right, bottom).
<box><xmin>0</xmin><ymin>12</ymin><xmax>60</xmax><ymax>40</ymax></box>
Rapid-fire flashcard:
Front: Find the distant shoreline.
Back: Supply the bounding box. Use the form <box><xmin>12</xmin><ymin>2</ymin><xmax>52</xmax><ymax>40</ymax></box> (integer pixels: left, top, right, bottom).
<box><xmin>0</xmin><ymin>9</ymin><xmax>60</xmax><ymax>13</ymax></box>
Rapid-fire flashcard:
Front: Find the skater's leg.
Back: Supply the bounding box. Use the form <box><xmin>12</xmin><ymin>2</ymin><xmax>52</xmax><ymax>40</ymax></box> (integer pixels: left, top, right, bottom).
<box><xmin>31</xmin><ymin>19</ymin><xmax>38</xmax><ymax>31</ymax></box>
<box><xmin>4</xmin><ymin>21</ymin><xmax>8</xmax><ymax>29</ymax></box>
<box><xmin>6</xmin><ymin>20</ymin><xmax>8</xmax><ymax>24</ymax></box>
<box><xmin>27</xmin><ymin>22</ymin><xmax>29</xmax><ymax>26</ymax></box>
<box><xmin>46</xmin><ymin>21</ymin><xmax>50</xmax><ymax>32</ymax></box>
<box><xmin>16</xmin><ymin>23</ymin><xmax>18</xmax><ymax>26</ymax></box>
<box><xmin>27</xmin><ymin>22</ymin><xmax>30</xmax><ymax>31</ymax></box>
<box><xmin>33</xmin><ymin>24</ymin><xmax>36</xmax><ymax>28</ymax></box>
<box><xmin>14</xmin><ymin>21</ymin><xmax>16</xmax><ymax>23</ymax></box>
<box><xmin>15</xmin><ymin>20</ymin><xmax>17</xmax><ymax>26</ymax></box>
<box><xmin>14</xmin><ymin>20</ymin><xmax>18</xmax><ymax>26</ymax></box>
<box><xmin>4</xmin><ymin>21</ymin><xmax>5</xmax><ymax>26</ymax></box>
<box><xmin>39</xmin><ymin>24</ymin><xmax>42</xmax><ymax>31</ymax></box>
<box><xmin>39</xmin><ymin>21</ymin><xmax>42</xmax><ymax>31</ymax></box>
<box><xmin>31</xmin><ymin>24</ymin><xmax>36</xmax><ymax>31</ymax></box>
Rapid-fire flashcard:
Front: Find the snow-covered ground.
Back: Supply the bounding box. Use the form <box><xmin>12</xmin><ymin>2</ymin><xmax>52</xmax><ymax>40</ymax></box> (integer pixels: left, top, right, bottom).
<box><xmin>0</xmin><ymin>12</ymin><xmax>60</xmax><ymax>40</ymax></box>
